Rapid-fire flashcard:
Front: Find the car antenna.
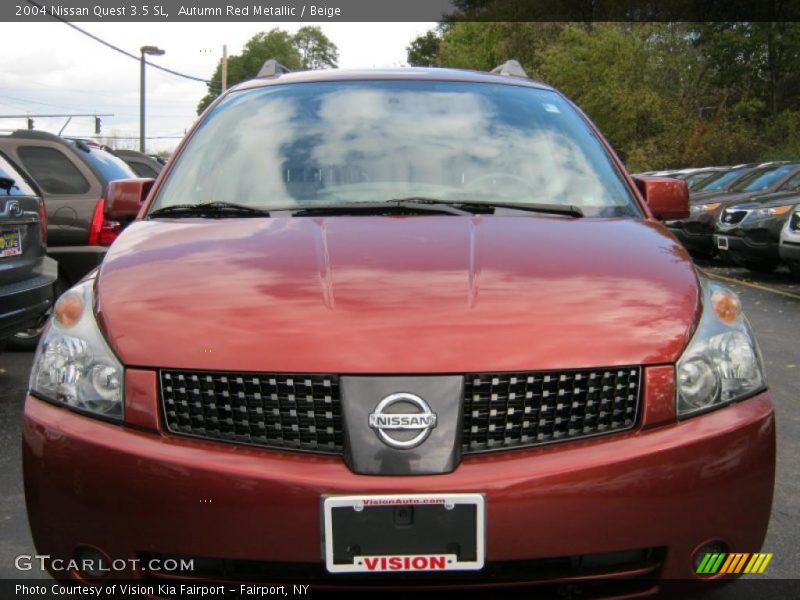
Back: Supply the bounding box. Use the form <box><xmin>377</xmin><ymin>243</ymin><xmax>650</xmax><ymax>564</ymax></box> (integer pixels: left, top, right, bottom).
<box><xmin>490</xmin><ymin>59</ymin><xmax>528</xmax><ymax>78</ymax></box>
<box><xmin>257</xmin><ymin>59</ymin><xmax>293</xmax><ymax>78</ymax></box>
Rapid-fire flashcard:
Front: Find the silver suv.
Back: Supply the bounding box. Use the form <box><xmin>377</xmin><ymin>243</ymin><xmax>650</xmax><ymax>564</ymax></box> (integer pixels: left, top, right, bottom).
<box><xmin>779</xmin><ymin>207</ymin><xmax>800</xmax><ymax>278</ymax></box>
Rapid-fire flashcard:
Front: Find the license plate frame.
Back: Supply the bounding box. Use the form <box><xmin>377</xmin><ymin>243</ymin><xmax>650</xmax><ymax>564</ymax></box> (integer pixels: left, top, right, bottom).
<box><xmin>716</xmin><ymin>235</ymin><xmax>729</xmax><ymax>250</ymax></box>
<box><xmin>0</xmin><ymin>228</ymin><xmax>22</xmax><ymax>258</ymax></box>
<box><xmin>322</xmin><ymin>493</ymin><xmax>485</xmax><ymax>574</ymax></box>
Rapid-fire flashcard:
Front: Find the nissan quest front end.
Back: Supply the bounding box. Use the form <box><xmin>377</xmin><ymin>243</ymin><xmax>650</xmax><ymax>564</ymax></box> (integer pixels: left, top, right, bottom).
<box><xmin>23</xmin><ymin>64</ymin><xmax>775</xmax><ymax>596</ymax></box>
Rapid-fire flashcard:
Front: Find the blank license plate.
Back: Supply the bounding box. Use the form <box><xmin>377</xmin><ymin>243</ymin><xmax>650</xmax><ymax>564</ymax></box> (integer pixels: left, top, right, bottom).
<box><xmin>323</xmin><ymin>493</ymin><xmax>485</xmax><ymax>573</ymax></box>
<box><xmin>0</xmin><ymin>228</ymin><xmax>21</xmax><ymax>258</ymax></box>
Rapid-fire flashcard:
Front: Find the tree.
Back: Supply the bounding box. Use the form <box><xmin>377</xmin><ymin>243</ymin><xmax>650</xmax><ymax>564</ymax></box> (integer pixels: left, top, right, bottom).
<box><xmin>294</xmin><ymin>26</ymin><xmax>339</xmax><ymax>70</ymax></box>
<box><xmin>407</xmin><ymin>30</ymin><xmax>442</xmax><ymax>66</ymax></box>
<box><xmin>196</xmin><ymin>28</ymin><xmax>339</xmax><ymax>114</ymax></box>
<box><xmin>408</xmin><ymin>19</ymin><xmax>800</xmax><ymax>170</ymax></box>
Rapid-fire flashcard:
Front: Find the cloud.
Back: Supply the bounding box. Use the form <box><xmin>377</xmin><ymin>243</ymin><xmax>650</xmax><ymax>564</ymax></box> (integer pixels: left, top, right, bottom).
<box><xmin>0</xmin><ymin>21</ymin><xmax>435</xmax><ymax>152</ymax></box>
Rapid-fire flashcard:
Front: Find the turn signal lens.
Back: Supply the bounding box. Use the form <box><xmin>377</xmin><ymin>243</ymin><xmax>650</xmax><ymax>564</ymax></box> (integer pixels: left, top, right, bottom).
<box><xmin>756</xmin><ymin>204</ymin><xmax>793</xmax><ymax>217</ymax></box>
<box><xmin>54</xmin><ymin>292</ymin><xmax>84</xmax><ymax>328</ymax></box>
<box><xmin>691</xmin><ymin>202</ymin><xmax>721</xmax><ymax>215</ymax></box>
<box><xmin>711</xmin><ymin>288</ymin><xmax>741</xmax><ymax>324</ymax></box>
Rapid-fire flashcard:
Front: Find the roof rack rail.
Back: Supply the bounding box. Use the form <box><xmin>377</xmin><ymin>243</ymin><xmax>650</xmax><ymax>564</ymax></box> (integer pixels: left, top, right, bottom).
<box><xmin>491</xmin><ymin>59</ymin><xmax>528</xmax><ymax>79</ymax></box>
<box><xmin>257</xmin><ymin>59</ymin><xmax>293</xmax><ymax>78</ymax></box>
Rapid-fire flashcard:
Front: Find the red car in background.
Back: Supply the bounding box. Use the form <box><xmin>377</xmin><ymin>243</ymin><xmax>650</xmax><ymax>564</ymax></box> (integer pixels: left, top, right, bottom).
<box><xmin>23</xmin><ymin>63</ymin><xmax>774</xmax><ymax>595</ymax></box>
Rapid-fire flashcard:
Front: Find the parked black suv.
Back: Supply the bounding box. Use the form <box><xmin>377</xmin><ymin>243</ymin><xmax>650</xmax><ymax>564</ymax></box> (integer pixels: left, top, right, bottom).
<box><xmin>0</xmin><ymin>131</ymin><xmax>137</xmax><ymax>287</ymax></box>
<box><xmin>714</xmin><ymin>191</ymin><xmax>800</xmax><ymax>272</ymax></box>
<box><xmin>667</xmin><ymin>162</ymin><xmax>800</xmax><ymax>257</ymax></box>
<box><xmin>0</xmin><ymin>151</ymin><xmax>57</xmax><ymax>350</ymax></box>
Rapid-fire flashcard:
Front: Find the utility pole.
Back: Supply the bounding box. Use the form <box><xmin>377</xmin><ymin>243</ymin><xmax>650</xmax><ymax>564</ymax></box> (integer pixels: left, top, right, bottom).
<box><xmin>222</xmin><ymin>44</ymin><xmax>228</xmax><ymax>92</ymax></box>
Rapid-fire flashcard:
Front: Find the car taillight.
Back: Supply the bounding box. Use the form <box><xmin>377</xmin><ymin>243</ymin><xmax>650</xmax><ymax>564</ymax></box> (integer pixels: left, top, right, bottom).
<box><xmin>39</xmin><ymin>199</ymin><xmax>48</xmax><ymax>243</ymax></box>
<box><xmin>87</xmin><ymin>198</ymin><xmax>121</xmax><ymax>246</ymax></box>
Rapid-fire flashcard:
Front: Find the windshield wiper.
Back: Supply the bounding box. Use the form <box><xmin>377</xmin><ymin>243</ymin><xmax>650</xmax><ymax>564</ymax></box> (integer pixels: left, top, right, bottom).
<box><xmin>448</xmin><ymin>201</ymin><xmax>583</xmax><ymax>218</ymax></box>
<box><xmin>148</xmin><ymin>201</ymin><xmax>271</xmax><ymax>218</ymax></box>
<box><xmin>276</xmin><ymin>199</ymin><xmax>474</xmax><ymax>217</ymax></box>
<box><xmin>275</xmin><ymin>199</ymin><xmax>582</xmax><ymax>219</ymax></box>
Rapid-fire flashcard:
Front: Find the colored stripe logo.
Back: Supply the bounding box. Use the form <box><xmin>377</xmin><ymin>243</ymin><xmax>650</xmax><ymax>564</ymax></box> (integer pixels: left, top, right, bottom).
<box><xmin>696</xmin><ymin>552</ymin><xmax>773</xmax><ymax>574</ymax></box>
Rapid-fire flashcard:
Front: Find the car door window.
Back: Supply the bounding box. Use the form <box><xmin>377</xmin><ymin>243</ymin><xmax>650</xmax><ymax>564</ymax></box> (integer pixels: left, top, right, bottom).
<box><xmin>17</xmin><ymin>146</ymin><xmax>91</xmax><ymax>195</ymax></box>
<box><xmin>0</xmin><ymin>153</ymin><xmax>37</xmax><ymax>196</ymax></box>
<box><xmin>128</xmin><ymin>161</ymin><xmax>159</xmax><ymax>178</ymax></box>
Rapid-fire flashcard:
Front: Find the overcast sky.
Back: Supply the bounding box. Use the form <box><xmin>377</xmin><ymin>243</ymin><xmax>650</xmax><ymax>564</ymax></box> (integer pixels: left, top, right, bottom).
<box><xmin>0</xmin><ymin>22</ymin><xmax>435</xmax><ymax>152</ymax></box>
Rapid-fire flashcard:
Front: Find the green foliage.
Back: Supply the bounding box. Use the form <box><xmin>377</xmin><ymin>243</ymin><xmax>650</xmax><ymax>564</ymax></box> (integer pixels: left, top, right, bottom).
<box><xmin>197</xmin><ymin>28</ymin><xmax>338</xmax><ymax>114</ymax></box>
<box><xmin>407</xmin><ymin>30</ymin><xmax>441</xmax><ymax>66</ymax></box>
<box><xmin>406</xmin><ymin>21</ymin><xmax>800</xmax><ymax>171</ymax></box>
<box><xmin>294</xmin><ymin>26</ymin><xmax>339</xmax><ymax>70</ymax></box>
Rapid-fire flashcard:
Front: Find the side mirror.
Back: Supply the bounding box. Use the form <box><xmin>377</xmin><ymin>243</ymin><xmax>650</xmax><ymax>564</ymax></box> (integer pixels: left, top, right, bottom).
<box><xmin>633</xmin><ymin>176</ymin><xmax>690</xmax><ymax>221</ymax></box>
<box><xmin>105</xmin><ymin>178</ymin><xmax>155</xmax><ymax>221</ymax></box>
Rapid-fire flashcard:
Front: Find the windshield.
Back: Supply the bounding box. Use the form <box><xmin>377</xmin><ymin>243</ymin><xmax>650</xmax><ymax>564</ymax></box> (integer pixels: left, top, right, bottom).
<box><xmin>732</xmin><ymin>164</ymin><xmax>797</xmax><ymax>192</ymax></box>
<box><xmin>685</xmin><ymin>171</ymin><xmax>717</xmax><ymax>189</ymax></box>
<box><xmin>698</xmin><ymin>168</ymin><xmax>750</xmax><ymax>191</ymax></box>
<box><xmin>152</xmin><ymin>80</ymin><xmax>639</xmax><ymax>217</ymax></box>
<box><xmin>70</xmin><ymin>143</ymin><xmax>137</xmax><ymax>182</ymax></box>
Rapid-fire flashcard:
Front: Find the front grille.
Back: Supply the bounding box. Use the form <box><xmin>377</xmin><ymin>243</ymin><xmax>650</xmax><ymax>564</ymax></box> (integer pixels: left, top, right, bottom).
<box><xmin>160</xmin><ymin>370</ymin><xmax>343</xmax><ymax>453</ymax></box>
<box><xmin>462</xmin><ymin>367</ymin><xmax>641</xmax><ymax>452</ymax></box>
<box><xmin>160</xmin><ymin>367</ymin><xmax>642</xmax><ymax>455</ymax></box>
<box><xmin>140</xmin><ymin>547</ymin><xmax>665</xmax><ymax>589</ymax></box>
<box><xmin>720</xmin><ymin>209</ymin><xmax>748</xmax><ymax>225</ymax></box>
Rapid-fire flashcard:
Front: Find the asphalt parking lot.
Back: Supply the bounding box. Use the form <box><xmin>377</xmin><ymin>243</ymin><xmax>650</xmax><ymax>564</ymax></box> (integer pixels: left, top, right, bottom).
<box><xmin>0</xmin><ymin>262</ymin><xmax>798</xmax><ymax>590</ymax></box>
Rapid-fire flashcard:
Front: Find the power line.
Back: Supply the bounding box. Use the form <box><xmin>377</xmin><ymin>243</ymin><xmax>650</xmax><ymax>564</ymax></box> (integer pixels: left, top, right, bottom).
<box><xmin>0</xmin><ymin>93</ymin><xmax>95</xmax><ymax>112</ymax></box>
<box><xmin>25</xmin><ymin>0</ymin><xmax>221</xmax><ymax>89</ymax></box>
<box><xmin>82</xmin><ymin>135</ymin><xmax>186</xmax><ymax>140</ymax></box>
<box><xmin>0</xmin><ymin>113</ymin><xmax>114</xmax><ymax>118</ymax></box>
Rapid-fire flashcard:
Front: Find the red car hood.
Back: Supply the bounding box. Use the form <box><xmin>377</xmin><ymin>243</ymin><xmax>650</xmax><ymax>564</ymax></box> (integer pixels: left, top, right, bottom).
<box><xmin>97</xmin><ymin>216</ymin><xmax>699</xmax><ymax>373</ymax></box>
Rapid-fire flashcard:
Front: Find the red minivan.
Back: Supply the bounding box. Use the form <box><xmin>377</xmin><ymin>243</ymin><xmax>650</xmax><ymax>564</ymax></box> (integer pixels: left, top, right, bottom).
<box><xmin>23</xmin><ymin>63</ymin><xmax>774</xmax><ymax>594</ymax></box>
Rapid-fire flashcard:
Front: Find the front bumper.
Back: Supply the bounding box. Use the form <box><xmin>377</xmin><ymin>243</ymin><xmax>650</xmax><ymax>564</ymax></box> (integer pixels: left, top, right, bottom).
<box><xmin>714</xmin><ymin>231</ymin><xmax>779</xmax><ymax>264</ymax></box>
<box><xmin>0</xmin><ymin>256</ymin><xmax>57</xmax><ymax>340</ymax></box>
<box><xmin>23</xmin><ymin>367</ymin><xmax>775</xmax><ymax>590</ymax></box>
<box><xmin>667</xmin><ymin>224</ymin><xmax>715</xmax><ymax>256</ymax></box>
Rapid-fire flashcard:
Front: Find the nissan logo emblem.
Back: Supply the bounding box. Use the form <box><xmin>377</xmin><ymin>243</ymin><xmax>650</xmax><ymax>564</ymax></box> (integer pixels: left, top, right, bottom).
<box><xmin>368</xmin><ymin>393</ymin><xmax>437</xmax><ymax>450</ymax></box>
<box><xmin>6</xmin><ymin>201</ymin><xmax>22</xmax><ymax>217</ymax></box>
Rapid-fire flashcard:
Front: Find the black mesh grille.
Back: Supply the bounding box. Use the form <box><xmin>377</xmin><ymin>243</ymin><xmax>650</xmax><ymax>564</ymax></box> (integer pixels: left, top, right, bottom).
<box><xmin>160</xmin><ymin>370</ymin><xmax>342</xmax><ymax>453</ymax></box>
<box><xmin>160</xmin><ymin>367</ymin><xmax>642</xmax><ymax>455</ymax></box>
<box><xmin>462</xmin><ymin>367</ymin><xmax>641</xmax><ymax>453</ymax></box>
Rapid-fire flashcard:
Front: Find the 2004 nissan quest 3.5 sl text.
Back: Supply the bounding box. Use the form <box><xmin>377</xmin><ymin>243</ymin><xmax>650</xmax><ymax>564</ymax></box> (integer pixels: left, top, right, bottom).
<box><xmin>23</xmin><ymin>61</ymin><xmax>775</xmax><ymax>595</ymax></box>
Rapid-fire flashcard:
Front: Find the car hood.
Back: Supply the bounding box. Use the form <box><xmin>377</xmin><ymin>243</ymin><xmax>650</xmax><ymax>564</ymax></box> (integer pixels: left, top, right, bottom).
<box><xmin>726</xmin><ymin>190</ymin><xmax>800</xmax><ymax>211</ymax></box>
<box><xmin>97</xmin><ymin>216</ymin><xmax>699</xmax><ymax>373</ymax></box>
<box><xmin>690</xmin><ymin>190</ymin><xmax>763</xmax><ymax>205</ymax></box>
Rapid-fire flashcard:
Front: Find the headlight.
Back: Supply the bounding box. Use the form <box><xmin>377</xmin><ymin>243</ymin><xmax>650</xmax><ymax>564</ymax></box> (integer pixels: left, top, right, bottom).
<box><xmin>29</xmin><ymin>276</ymin><xmax>124</xmax><ymax>420</ymax></box>
<box><xmin>690</xmin><ymin>202</ymin><xmax>720</xmax><ymax>215</ymax></box>
<box><xmin>676</xmin><ymin>280</ymin><xmax>766</xmax><ymax>417</ymax></box>
<box><xmin>755</xmin><ymin>204</ymin><xmax>793</xmax><ymax>218</ymax></box>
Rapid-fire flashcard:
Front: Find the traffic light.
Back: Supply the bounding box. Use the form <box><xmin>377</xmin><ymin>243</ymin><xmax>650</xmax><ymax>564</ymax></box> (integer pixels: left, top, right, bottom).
<box><xmin>95</xmin><ymin>117</ymin><xmax>101</xmax><ymax>134</ymax></box>
<box><xmin>27</xmin><ymin>118</ymin><xmax>34</xmax><ymax>130</ymax></box>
